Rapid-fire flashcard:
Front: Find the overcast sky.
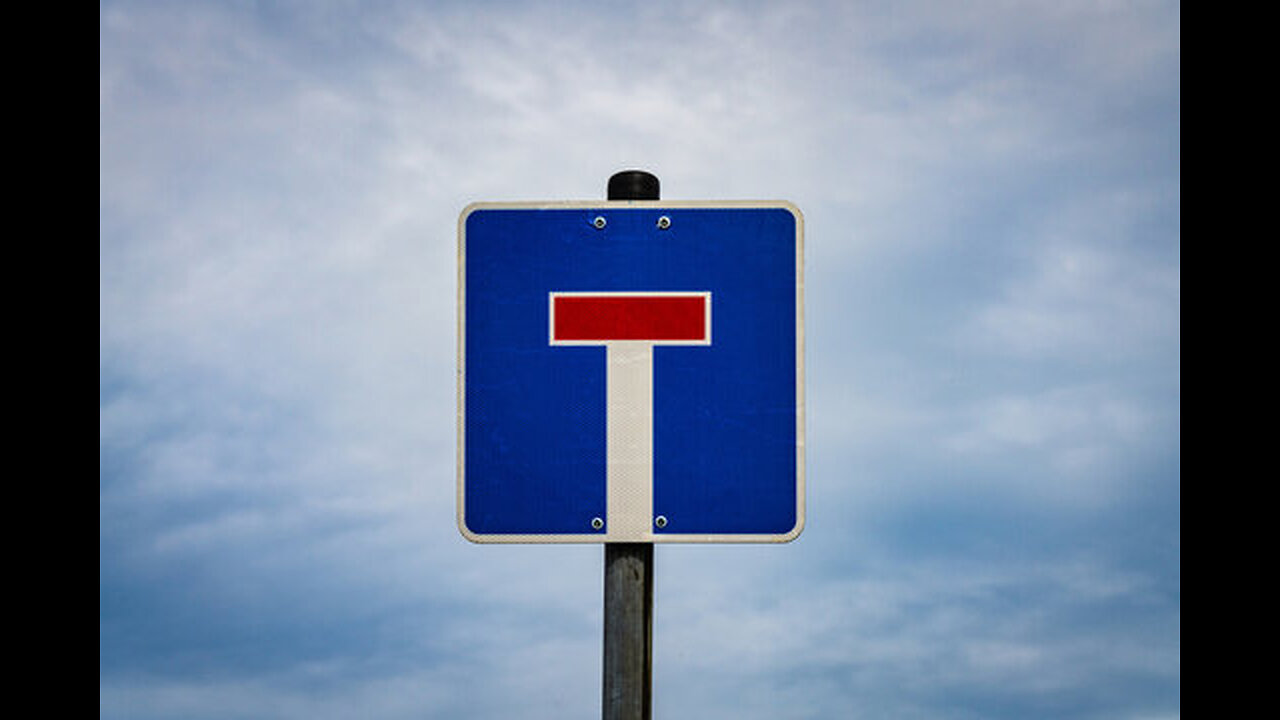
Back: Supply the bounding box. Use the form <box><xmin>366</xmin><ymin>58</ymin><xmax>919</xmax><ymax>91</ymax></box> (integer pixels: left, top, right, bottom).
<box><xmin>100</xmin><ymin>2</ymin><xmax>1180</xmax><ymax>718</ymax></box>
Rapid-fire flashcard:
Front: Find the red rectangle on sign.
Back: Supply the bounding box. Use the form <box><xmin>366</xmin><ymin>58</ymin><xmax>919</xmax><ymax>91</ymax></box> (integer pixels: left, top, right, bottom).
<box><xmin>553</xmin><ymin>294</ymin><xmax>708</xmax><ymax>342</ymax></box>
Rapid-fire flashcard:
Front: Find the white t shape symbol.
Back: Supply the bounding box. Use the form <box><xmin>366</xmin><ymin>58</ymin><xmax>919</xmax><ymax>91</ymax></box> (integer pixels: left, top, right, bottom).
<box><xmin>550</xmin><ymin>291</ymin><xmax>711</xmax><ymax>540</ymax></box>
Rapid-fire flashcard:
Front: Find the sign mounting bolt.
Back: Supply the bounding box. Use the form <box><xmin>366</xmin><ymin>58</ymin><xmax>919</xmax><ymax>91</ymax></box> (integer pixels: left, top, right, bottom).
<box><xmin>592</xmin><ymin>517</ymin><xmax>604</xmax><ymax>530</ymax></box>
<box><xmin>654</xmin><ymin>515</ymin><xmax>668</xmax><ymax>529</ymax></box>
<box><xmin>593</xmin><ymin>216</ymin><xmax>607</xmax><ymax>229</ymax></box>
<box><xmin>657</xmin><ymin>216</ymin><xmax>671</xmax><ymax>230</ymax></box>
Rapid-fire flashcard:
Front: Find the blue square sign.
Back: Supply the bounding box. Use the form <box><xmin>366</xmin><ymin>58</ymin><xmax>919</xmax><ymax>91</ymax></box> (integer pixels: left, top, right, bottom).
<box><xmin>458</xmin><ymin>201</ymin><xmax>804</xmax><ymax>543</ymax></box>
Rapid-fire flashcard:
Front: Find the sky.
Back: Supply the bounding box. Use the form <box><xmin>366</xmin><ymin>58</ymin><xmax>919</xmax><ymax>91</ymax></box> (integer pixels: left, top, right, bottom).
<box><xmin>100</xmin><ymin>2</ymin><xmax>1180</xmax><ymax>718</ymax></box>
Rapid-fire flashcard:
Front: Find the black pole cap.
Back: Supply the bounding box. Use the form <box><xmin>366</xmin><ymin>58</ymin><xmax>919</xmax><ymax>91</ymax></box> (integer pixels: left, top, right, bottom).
<box><xmin>608</xmin><ymin>170</ymin><xmax>660</xmax><ymax>200</ymax></box>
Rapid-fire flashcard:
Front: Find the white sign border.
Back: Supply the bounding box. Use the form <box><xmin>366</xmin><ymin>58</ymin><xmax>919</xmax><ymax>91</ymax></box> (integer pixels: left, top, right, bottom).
<box><xmin>457</xmin><ymin>200</ymin><xmax>805</xmax><ymax>544</ymax></box>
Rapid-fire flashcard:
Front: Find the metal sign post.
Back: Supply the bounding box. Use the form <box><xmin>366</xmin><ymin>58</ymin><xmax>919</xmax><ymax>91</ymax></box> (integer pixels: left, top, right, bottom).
<box><xmin>602</xmin><ymin>170</ymin><xmax>660</xmax><ymax>720</ymax></box>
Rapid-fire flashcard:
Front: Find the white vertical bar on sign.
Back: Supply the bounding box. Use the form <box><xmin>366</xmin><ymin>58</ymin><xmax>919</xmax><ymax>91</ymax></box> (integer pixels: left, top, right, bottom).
<box><xmin>605</xmin><ymin>342</ymin><xmax>654</xmax><ymax>540</ymax></box>
<box><xmin>550</xmin><ymin>291</ymin><xmax>710</xmax><ymax>541</ymax></box>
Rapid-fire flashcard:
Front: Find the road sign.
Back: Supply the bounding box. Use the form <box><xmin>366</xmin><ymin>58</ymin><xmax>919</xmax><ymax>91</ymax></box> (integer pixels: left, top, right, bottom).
<box><xmin>458</xmin><ymin>201</ymin><xmax>804</xmax><ymax>542</ymax></box>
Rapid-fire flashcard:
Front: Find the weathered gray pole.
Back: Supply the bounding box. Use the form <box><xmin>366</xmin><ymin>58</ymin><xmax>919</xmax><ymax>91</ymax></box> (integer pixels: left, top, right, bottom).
<box><xmin>602</xmin><ymin>170</ymin><xmax>659</xmax><ymax>720</ymax></box>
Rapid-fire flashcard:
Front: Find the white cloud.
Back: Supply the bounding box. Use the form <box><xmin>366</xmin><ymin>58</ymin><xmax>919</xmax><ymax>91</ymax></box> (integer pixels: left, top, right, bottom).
<box><xmin>102</xmin><ymin>2</ymin><xmax>1178</xmax><ymax>718</ymax></box>
<box><xmin>939</xmin><ymin>382</ymin><xmax>1167</xmax><ymax>507</ymax></box>
<box><xmin>965</xmin><ymin>238</ymin><xmax>1179</xmax><ymax>361</ymax></box>
<box><xmin>99</xmin><ymin>659</ymin><xmax>597</xmax><ymax>720</ymax></box>
<box><xmin>653</xmin><ymin>551</ymin><xmax>1177</xmax><ymax>718</ymax></box>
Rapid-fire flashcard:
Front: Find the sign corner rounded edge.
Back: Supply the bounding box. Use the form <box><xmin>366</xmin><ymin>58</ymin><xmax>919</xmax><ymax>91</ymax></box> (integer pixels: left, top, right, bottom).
<box><xmin>776</xmin><ymin>199</ymin><xmax>804</xmax><ymax>219</ymax></box>
<box><xmin>460</xmin><ymin>512</ymin><xmax>488</xmax><ymax>540</ymax></box>
<box><xmin>778</xmin><ymin>515</ymin><xmax>805</xmax><ymax>543</ymax></box>
<box><xmin>458</xmin><ymin>201</ymin><xmax>489</xmax><ymax>221</ymax></box>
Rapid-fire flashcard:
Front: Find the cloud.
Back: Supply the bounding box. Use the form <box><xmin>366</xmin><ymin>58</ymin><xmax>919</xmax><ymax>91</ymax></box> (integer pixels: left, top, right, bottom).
<box><xmin>102</xmin><ymin>1</ymin><xmax>1178</xmax><ymax>718</ymax></box>
<box><xmin>962</xmin><ymin>208</ymin><xmax>1180</xmax><ymax>364</ymax></box>
<box><xmin>938</xmin><ymin>382</ymin><xmax>1169</xmax><ymax>507</ymax></box>
<box><xmin>652</xmin><ymin>550</ymin><xmax>1177</xmax><ymax>719</ymax></box>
